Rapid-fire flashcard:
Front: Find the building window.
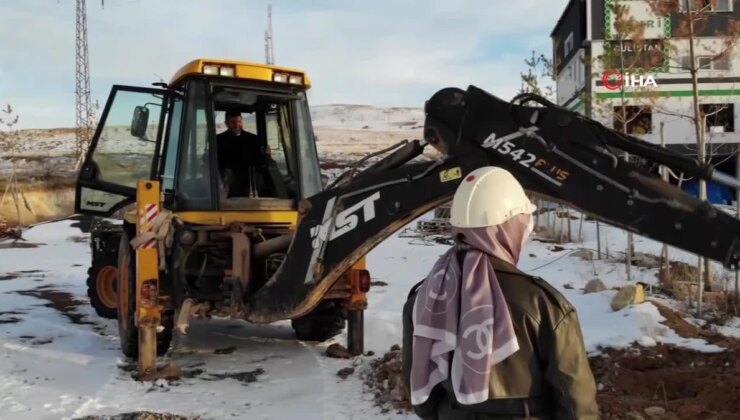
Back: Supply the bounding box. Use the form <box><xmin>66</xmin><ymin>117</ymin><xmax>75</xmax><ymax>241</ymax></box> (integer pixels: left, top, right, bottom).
<box><xmin>679</xmin><ymin>55</ymin><xmax>691</xmax><ymax>70</ymax></box>
<box><xmin>681</xmin><ymin>0</ymin><xmax>733</xmax><ymax>12</ymax></box>
<box><xmin>701</xmin><ymin>104</ymin><xmax>735</xmax><ymax>132</ymax></box>
<box><xmin>712</xmin><ymin>55</ymin><xmax>730</xmax><ymax>70</ymax></box>
<box><xmin>697</xmin><ymin>55</ymin><xmax>712</xmax><ymax>69</ymax></box>
<box><xmin>716</xmin><ymin>0</ymin><xmax>733</xmax><ymax>11</ymax></box>
<box><xmin>681</xmin><ymin>55</ymin><xmax>730</xmax><ymax>71</ymax></box>
<box><xmin>564</xmin><ymin>33</ymin><xmax>574</xmax><ymax>56</ymax></box>
<box><xmin>613</xmin><ymin>106</ymin><xmax>653</xmax><ymax>134</ymax></box>
<box><xmin>673</xmin><ymin>55</ymin><xmax>686</xmax><ymax>72</ymax></box>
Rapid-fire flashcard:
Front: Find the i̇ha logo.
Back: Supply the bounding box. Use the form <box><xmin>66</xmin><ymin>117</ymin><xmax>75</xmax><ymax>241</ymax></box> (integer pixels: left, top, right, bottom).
<box><xmin>602</xmin><ymin>70</ymin><xmax>658</xmax><ymax>90</ymax></box>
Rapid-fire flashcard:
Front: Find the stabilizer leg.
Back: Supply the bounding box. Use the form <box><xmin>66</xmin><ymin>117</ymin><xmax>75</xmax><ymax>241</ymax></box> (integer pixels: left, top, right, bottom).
<box><xmin>135</xmin><ymin>180</ymin><xmax>163</xmax><ymax>380</ymax></box>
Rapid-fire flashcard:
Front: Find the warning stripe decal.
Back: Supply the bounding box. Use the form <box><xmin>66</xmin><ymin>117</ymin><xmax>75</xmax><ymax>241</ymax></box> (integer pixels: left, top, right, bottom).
<box><xmin>139</xmin><ymin>204</ymin><xmax>159</xmax><ymax>249</ymax></box>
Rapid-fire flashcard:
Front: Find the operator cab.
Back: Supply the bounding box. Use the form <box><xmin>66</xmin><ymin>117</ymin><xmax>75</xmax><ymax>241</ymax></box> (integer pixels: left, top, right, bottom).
<box><xmin>75</xmin><ymin>59</ymin><xmax>323</xmax><ymax>218</ymax></box>
<box><xmin>209</xmin><ymin>84</ymin><xmax>301</xmax><ymax>204</ymax></box>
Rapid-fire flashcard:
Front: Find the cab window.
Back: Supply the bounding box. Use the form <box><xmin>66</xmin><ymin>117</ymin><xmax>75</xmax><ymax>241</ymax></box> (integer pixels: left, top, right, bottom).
<box><xmin>211</xmin><ymin>85</ymin><xmax>309</xmax><ymax>204</ymax></box>
<box><xmin>161</xmin><ymin>96</ymin><xmax>183</xmax><ymax>192</ymax></box>
<box><xmin>176</xmin><ymin>79</ymin><xmax>215</xmax><ymax>210</ymax></box>
<box><xmin>76</xmin><ymin>85</ymin><xmax>168</xmax><ymax>216</ymax></box>
<box><xmin>90</xmin><ymin>90</ymin><xmax>165</xmax><ymax>188</ymax></box>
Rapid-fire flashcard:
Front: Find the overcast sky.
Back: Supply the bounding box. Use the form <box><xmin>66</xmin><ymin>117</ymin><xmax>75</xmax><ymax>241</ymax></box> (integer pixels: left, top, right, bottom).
<box><xmin>1</xmin><ymin>0</ymin><xmax>567</xmax><ymax>129</ymax></box>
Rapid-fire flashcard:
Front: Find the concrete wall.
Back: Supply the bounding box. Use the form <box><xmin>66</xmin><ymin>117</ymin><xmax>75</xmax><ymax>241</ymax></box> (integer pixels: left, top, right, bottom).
<box><xmin>552</xmin><ymin>0</ymin><xmax>587</xmax><ymax>73</ymax></box>
<box><xmin>556</xmin><ymin>49</ymin><xmax>587</xmax><ymax>105</ymax></box>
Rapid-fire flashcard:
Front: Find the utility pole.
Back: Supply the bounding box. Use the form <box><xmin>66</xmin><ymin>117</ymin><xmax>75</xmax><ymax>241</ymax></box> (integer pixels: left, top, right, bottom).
<box><xmin>264</xmin><ymin>4</ymin><xmax>275</xmax><ymax>65</ymax></box>
<box><xmin>75</xmin><ymin>0</ymin><xmax>95</xmax><ymax>166</ymax></box>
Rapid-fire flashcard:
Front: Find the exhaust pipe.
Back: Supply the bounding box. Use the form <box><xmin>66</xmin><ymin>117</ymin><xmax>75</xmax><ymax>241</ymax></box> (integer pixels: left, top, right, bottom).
<box><xmin>253</xmin><ymin>233</ymin><xmax>294</xmax><ymax>258</ymax></box>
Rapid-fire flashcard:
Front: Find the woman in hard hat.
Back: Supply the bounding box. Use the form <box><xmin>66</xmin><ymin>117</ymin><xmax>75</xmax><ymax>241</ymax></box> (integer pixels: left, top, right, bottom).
<box><xmin>402</xmin><ymin>166</ymin><xmax>598</xmax><ymax>419</ymax></box>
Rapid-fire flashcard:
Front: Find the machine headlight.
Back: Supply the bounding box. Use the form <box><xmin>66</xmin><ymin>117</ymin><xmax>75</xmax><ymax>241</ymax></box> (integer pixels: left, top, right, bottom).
<box><xmin>288</xmin><ymin>74</ymin><xmax>304</xmax><ymax>85</ymax></box>
<box><xmin>203</xmin><ymin>64</ymin><xmax>236</xmax><ymax>77</ymax></box>
<box><xmin>219</xmin><ymin>66</ymin><xmax>236</xmax><ymax>77</ymax></box>
<box><xmin>273</xmin><ymin>72</ymin><xmax>289</xmax><ymax>83</ymax></box>
<box><xmin>203</xmin><ymin>64</ymin><xmax>219</xmax><ymax>75</ymax></box>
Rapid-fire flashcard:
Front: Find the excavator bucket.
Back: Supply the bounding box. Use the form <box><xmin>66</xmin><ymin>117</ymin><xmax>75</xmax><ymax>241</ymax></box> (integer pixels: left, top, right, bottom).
<box><xmin>245</xmin><ymin>85</ymin><xmax>740</xmax><ymax>324</ymax></box>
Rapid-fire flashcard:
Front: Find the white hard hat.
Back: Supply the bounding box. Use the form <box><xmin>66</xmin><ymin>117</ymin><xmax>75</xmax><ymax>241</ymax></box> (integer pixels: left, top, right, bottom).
<box><xmin>449</xmin><ymin>167</ymin><xmax>536</xmax><ymax>228</ymax></box>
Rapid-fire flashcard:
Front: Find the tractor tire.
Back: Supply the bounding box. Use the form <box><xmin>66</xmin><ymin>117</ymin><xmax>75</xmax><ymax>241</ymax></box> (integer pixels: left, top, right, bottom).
<box><xmin>86</xmin><ymin>257</ymin><xmax>118</xmax><ymax>319</ymax></box>
<box><xmin>116</xmin><ymin>230</ymin><xmax>173</xmax><ymax>359</ymax></box>
<box><xmin>291</xmin><ymin>300</ymin><xmax>347</xmax><ymax>342</ymax></box>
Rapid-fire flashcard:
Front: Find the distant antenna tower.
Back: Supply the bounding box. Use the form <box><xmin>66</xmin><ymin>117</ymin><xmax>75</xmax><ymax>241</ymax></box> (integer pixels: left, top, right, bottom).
<box><xmin>264</xmin><ymin>4</ymin><xmax>275</xmax><ymax>64</ymax></box>
<box><xmin>75</xmin><ymin>0</ymin><xmax>95</xmax><ymax>161</ymax></box>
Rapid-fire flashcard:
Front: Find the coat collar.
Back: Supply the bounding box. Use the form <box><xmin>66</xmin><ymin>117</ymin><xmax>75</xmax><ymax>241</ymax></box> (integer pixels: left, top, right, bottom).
<box><xmin>488</xmin><ymin>256</ymin><xmax>530</xmax><ymax>278</ymax></box>
<box><xmin>454</xmin><ymin>244</ymin><xmax>532</xmax><ymax>278</ymax></box>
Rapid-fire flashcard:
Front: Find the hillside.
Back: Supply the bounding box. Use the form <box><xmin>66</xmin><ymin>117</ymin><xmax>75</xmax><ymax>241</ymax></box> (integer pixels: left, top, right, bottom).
<box><xmin>311</xmin><ymin>104</ymin><xmax>424</xmax><ymax>131</ymax></box>
<box><xmin>0</xmin><ymin>104</ymin><xmax>423</xmax><ymax>158</ymax></box>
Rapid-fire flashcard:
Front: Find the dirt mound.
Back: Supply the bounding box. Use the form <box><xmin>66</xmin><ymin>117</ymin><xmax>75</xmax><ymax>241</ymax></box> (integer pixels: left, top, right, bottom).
<box><xmin>592</xmin><ymin>301</ymin><xmax>740</xmax><ymax>419</ymax></box>
<box><xmin>591</xmin><ymin>344</ymin><xmax>740</xmax><ymax>419</ymax></box>
<box><xmin>362</xmin><ymin>345</ymin><xmax>411</xmax><ymax>414</ymax></box>
<box><xmin>660</xmin><ymin>260</ymin><xmax>699</xmax><ymax>282</ymax></box>
<box><xmin>656</xmin><ymin>260</ymin><xmax>700</xmax><ymax>298</ymax></box>
<box><xmin>0</xmin><ymin>215</ymin><xmax>22</xmax><ymax>240</ymax></box>
<box><xmin>366</xmin><ymin>320</ymin><xmax>739</xmax><ymax>419</ymax></box>
<box><xmin>651</xmin><ymin>301</ymin><xmax>740</xmax><ymax>349</ymax></box>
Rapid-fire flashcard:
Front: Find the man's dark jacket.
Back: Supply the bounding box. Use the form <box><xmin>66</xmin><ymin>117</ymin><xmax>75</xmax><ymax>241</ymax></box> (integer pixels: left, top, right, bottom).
<box><xmin>402</xmin><ymin>256</ymin><xmax>598</xmax><ymax>420</ymax></box>
<box><xmin>216</xmin><ymin>130</ymin><xmax>267</xmax><ymax>172</ymax></box>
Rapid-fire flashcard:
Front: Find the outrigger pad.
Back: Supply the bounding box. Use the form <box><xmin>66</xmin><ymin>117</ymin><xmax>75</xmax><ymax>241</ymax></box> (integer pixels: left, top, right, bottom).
<box><xmin>245</xmin><ymin>85</ymin><xmax>740</xmax><ymax>323</ymax></box>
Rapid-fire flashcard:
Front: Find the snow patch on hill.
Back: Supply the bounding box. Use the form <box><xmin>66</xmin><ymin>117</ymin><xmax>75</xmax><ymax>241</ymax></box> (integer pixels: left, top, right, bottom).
<box><xmin>311</xmin><ymin>104</ymin><xmax>424</xmax><ymax>132</ymax></box>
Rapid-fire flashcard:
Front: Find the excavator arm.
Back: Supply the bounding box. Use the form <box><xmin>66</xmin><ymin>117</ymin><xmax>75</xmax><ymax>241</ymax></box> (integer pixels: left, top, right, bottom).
<box><xmin>244</xmin><ymin>85</ymin><xmax>740</xmax><ymax>323</ymax></box>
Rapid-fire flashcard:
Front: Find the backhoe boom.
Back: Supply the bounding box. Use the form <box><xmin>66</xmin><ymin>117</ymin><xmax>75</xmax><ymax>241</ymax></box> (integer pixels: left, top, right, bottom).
<box><xmin>244</xmin><ymin>85</ymin><xmax>740</xmax><ymax>323</ymax></box>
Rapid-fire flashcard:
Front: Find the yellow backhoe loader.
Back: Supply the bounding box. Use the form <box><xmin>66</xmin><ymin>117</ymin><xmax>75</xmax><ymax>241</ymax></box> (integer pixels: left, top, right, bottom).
<box><xmin>78</xmin><ymin>59</ymin><xmax>370</xmax><ymax>378</ymax></box>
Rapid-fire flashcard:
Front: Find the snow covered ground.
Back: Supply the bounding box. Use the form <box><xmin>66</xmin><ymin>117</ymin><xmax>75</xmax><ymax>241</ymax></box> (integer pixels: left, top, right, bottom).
<box><xmin>1</xmin><ymin>210</ymin><xmax>738</xmax><ymax>419</ymax></box>
<box><xmin>311</xmin><ymin>105</ymin><xmax>423</xmax><ymax>132</ymax></box>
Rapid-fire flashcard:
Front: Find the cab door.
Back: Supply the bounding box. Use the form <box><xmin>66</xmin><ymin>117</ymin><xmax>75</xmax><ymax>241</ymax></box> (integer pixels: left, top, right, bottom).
<box><xmin>76</xmin><ymin>85</ymin><xmax>172</xmax><ymax>216</ymax></box>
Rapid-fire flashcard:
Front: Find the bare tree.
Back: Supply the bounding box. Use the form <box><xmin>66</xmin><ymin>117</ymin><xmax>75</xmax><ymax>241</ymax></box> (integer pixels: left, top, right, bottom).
<box><xmin>519</xmin><ymin>50</ymin><xmax>556</xmax><ymax>101</ymax></box>
<box><xmin>0</xmin><ymin>104</ymin><xmax>33</xmax><ymax>228</ymax></box>
<box><xmin>588</xmin><ymin>1</ymin><xmax>667</xmax><ymax>278</ymax></box>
